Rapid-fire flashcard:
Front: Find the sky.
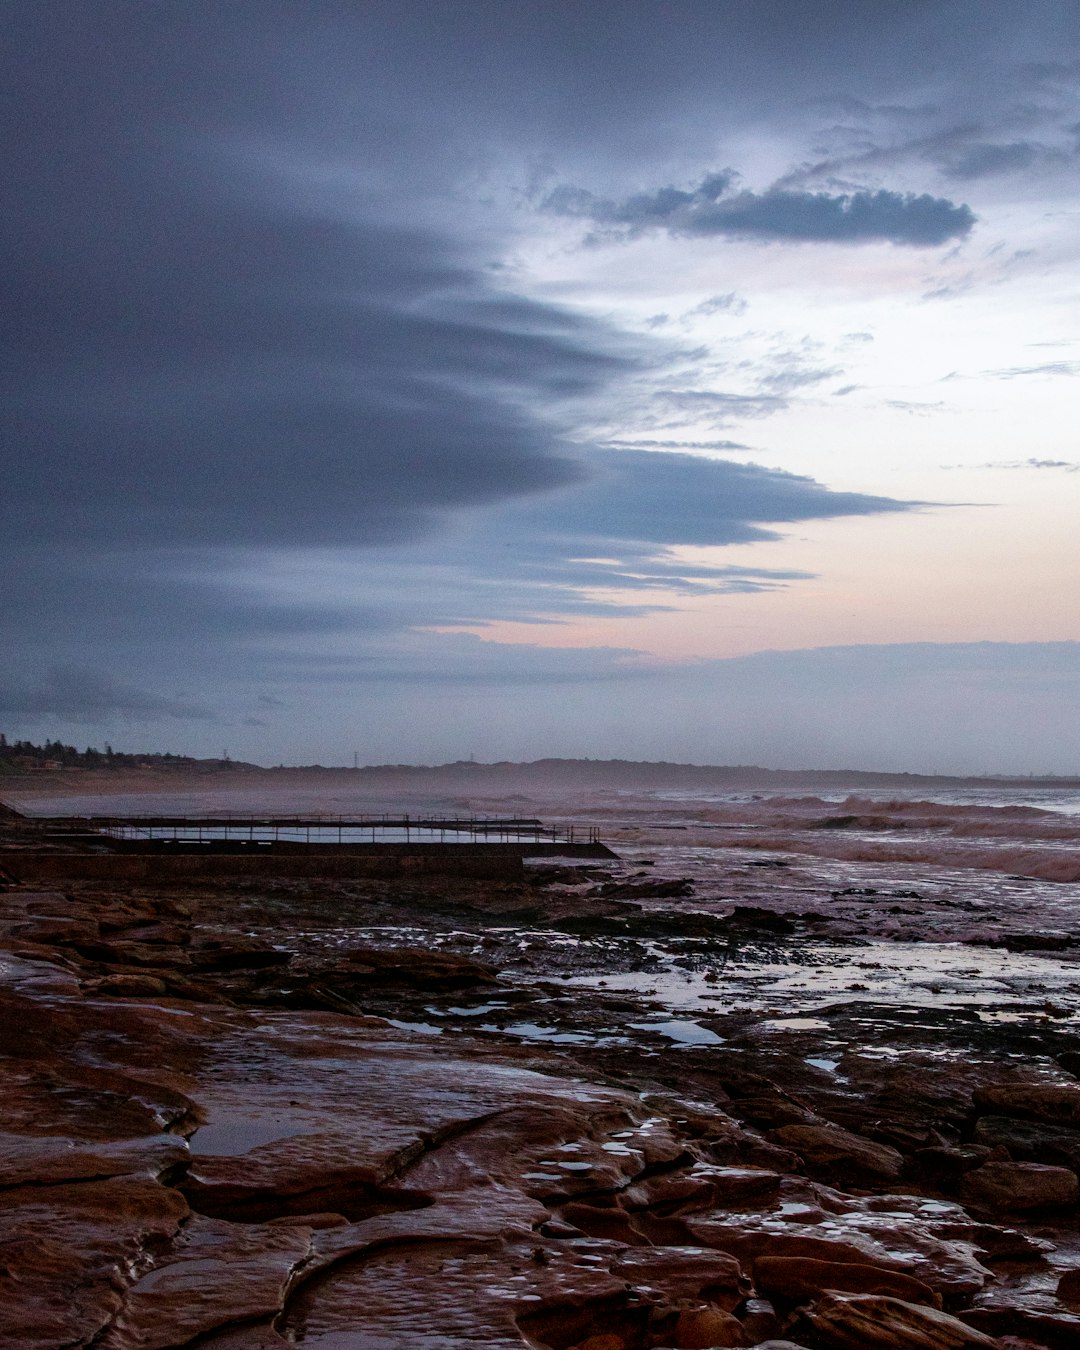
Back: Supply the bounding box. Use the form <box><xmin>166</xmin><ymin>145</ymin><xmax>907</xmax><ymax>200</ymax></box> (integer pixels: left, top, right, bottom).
<box><xmin>3</xmin><ymin>0</ymin><xmax>1080</xmax><ymax>773</ymax></box>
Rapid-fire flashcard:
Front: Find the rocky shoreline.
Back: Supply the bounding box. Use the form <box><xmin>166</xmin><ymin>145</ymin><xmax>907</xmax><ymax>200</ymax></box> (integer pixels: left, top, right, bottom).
<box><xmin>3</xmin><ymin>844</ymin><xmax>1080</xmax><ymax>1349</ymax></box>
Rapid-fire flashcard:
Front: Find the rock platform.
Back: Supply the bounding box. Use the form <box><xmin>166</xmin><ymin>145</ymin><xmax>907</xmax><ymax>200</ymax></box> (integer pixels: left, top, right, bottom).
<box><xmin>3</xmin><ymin>858</ymin><xmax>1080</xmax><ymax>1348</ymax></box>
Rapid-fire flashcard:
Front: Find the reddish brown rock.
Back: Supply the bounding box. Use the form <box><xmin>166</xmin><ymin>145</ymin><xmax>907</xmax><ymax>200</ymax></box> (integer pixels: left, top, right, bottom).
<box><xmin>769</xmin><ymin>1121</ymin><xmax>905</xmax><ymax>1182</ymax></box>
<box><xmin>669</xmin><ymin>1305</ymin><xmax>749</xmax><ymax>1347</ymax></box>
<box><xmin>341</xmin><ymin>944</ymin><xmax>497</xmax><ymax>988</ymax></box>
<box><xmin>973</xmin><ymin>1083</ymin><xmax>1080</xmax><ymax>1127</ymax></box>
<box><xmin>973</xmin><ymin>1112</ymin><xmax>1080</xmax><ymax>1169</ymax></box>
<box><xmin>99</xmin><ymin>1215</ymin><xmax>315</xmax><ymax>1350</ymax></box>
<box><xmin>914</xmin><ymin>1145</ymin><xmax>992</xmax><ymax>1180</ymax></box>
<box><xmin>959</xmin><ymin>1160</ymin><xmax>1079</xmax><ymax>1211</ymax></box>
<box><xmin>753</xmin><ymin>1255</ymin><xmax>941</xmax><ymax>1309</ymax></box>
<box><xmin>89</xmin><ymin>972</ymin><xmax>169</xmax><ymax>996</ymax></box>
<box><xmin>1058</xmin><ymin>1267</ymin><xmax>1080</xmax><ymax>1304</ymax></box>
<box><xmin>684</xmin><ymin>1212</ymin><xmax>993</xmax><ymax>1299</ymax></box>
<box><xmin>745</xmin><ymin>1343</ymin><xmax>812</xmax><ymax>1350</ymax></box>
<box><xmin>10</xmin><ymin>915</ymin><xmax>100</xmax><ymax>945</ymax></box>
<box><xmin>76</xmin><ymin>938</ymin><xmax>191</xmax><ymax>967</ymax></box>
<box><xmin>187</xmin><ymin>938</ymin><xmax>291</xmax><ymax>971</ymax></box>
<box><xmin>0</xmin><ymin>1177</ymin><xmax>189</xmax><ymax>1349</ymax></box>
<box><xmin>623</xmin><ymin>1166</ymin><xmax>779</xmax><ymax>1216</ymax></box>
<box><xmin>797</xmin><ymin>1292</ymin><xmax>999</xmax><ymax>1348</ymax></box>
<box><xmin>0</xmin><ymin>1130</ymin><xmax>188</xmax><ymax>1186</ymax></box>
<box><xmin>610</xmin><ymin>1246</ymin><xmax>748</xmax><ymax>1309</ymax></box>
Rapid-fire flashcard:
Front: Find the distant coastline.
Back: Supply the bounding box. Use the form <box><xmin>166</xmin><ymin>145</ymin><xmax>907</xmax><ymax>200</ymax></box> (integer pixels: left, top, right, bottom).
<box><xmin>2</xmin><ymin>737</ymin><xmax>1078</xmax><ymax>793</ymax></box>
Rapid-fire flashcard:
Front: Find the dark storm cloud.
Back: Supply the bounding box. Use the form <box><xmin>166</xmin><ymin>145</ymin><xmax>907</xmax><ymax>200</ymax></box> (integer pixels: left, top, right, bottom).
<box><xmin>1</xmin><ymin>192</ymin><xmax>634</xmax><ymax>548</ymax></box>
<box><xmin>0</xmin><ymin>668</ymin><xmax>213</xmax><ymax>724</ymax></box>
<box><xmin>545</xmin><ymin>175</ymin><xmax>975</xmax><ymax>247</ymax></box>
<box><xmin>2</xmin><ymin>4</ymin><xmax>660</xmax><ymax>558</ymax></box>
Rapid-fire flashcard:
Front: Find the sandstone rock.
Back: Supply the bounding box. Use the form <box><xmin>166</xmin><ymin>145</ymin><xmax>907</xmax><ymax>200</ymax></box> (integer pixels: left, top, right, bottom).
<box><xmin>340</xmin><ymin>944</ymin><xmax>497</xmax><ymax>988</ymax></box>
<box><xmin>625</xmin><ymin>1166</ymin><xmax>780</xmax><ymax>1216</ymax></box>
<box><xmin>769</xmin><ymin>1122</ymin><xmax>905</xmax><ymax>1181</ymax></box>
<box><xmin>1058</xmin><ymin>1267</ymin><xmax>1080</xmax><ymax>1304</ymax></box>
<box><xmin>0</xmin><ymin>1130</ymin><xmax>189</xmax><ymax>1186</ymax></box>
<box><xmin>670</xmin><ymin>1305</ymin><xmax>749</xmax><ymax>1347</ymax></box>
<box><xmin>959</xmin><ymin>1160</ymin><xmax>1079</xmax><ymax>1211</ymax></box>
<box><xmin>746</xmin><ymin>1343</ymin><xmax>812</xmax><ymax>1350</ymax></box>
<box><xmin>76</xmin><ymin>938</ymin><xmax>190</xmax><ymax>967</ymax></box>
<box><xmin>10</xmin><ymin>915</ymin><xmax>100</xmax><ymax>944</ymax></box>
<box><xmin>753</xmin><ymin>1255</ymin><xmax>940</xmax><ymax>1309</ymax></box>
<box><xmin>113</xmin><ymin>921</ymin><xmax>191</xmax><ymax>945</ymax></box>
<box><xmin>611</xmin><ymin>1246</ymin><xmax>747</xmax><ymax>1309</ymax></box>
<box><xmin>913</xmin><ymin>1145</ymin><xmax>991</xmax><ymax>1180</ymax></box>
<box><xmin>91</xmin><ymin>972</ymin><xmax>169</xmax><ymax>996</ymax></box>
<box><xmin>960</xmin><ymin>1301</ymin><xmax>1080</xmax><ymax>1343</ymax></box>
<box><xmin>684</xmin><ymin>1214</ymin><xmax>993</xmax><ymax>1299</ymax></box>
<box><xmin>187</xmin><ymin>940</ymin><xmax>291</xmax><ymax>971</ymax></box>
<box><xmin>739</xmin><ymin>1297</ymin><xmax>781</xmax><ymax>1343</ymax></box>
<box><xmin>797</xmin><ymin>1292</ymin><xmax>999</xmax><ymax>1348</ymax></box>
<box><xmin>0</xmin><ymin>1177</ymin><xmax>189</xmax><ymax>1349</ymax></box>
<box><xmin>973</xmin><ymin>1113</ymin><xmax>1080</xmax><ymax>1170</ymax></box>
<box><xmin>98</xmin><ymin>1215</ymin><xmax>315</xmax><ymax>1350</ymax></box>
<box><xmin>973</xmin><ymin>1083</ymin><xmax>1080</xmax><ymax>1127</ymax></box>
<box><xmin>734</xmin><ymin>1095</ymin><xmax>815</xmax><ymax>1129</ymax></box>
<box><xmin>184</xmin><ymin>1328</ymin><xmax>291</xmax><ymax>1349</ymax></box>
<box><xmin>1056</xmin><ymin>1049</ymin><xmax>1080</xmax><ymax>1079</ymax></box>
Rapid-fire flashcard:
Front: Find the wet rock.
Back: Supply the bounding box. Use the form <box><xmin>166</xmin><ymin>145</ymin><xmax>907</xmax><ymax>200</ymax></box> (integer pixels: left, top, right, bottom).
<box><xmin>0</xmin><ymin>1177</ymin><xmax>190</xmax><ymax>1349</ymax></box>
<box><xmin>737</xmin><ymin>1096</ymin><xmax>817</xmax><ymax>1129</ymax></box>
<box><xmin>753</xmin><ymin>1255</ymin><xmax>940</xmax><ymax>1309</ymax></box>
<box><xmin>112</xmin><ymin>921</ymin><xmax>191</xmax><ymax>946</ymax></box>
<box><xmin>724</xmin><ymin>906</ymin><xmax>796</xmax><ymax>934</ymax></box>
<box><xmin>745</xmin><ymin>1343</ymin><xmax>812</xmax><ymax>1350</ymax></box>
<box><xmin>9</xmin><ymin>915</ymin><xmax>100</xmax><ymax>945</ymax></box>
<box><xmin>684</xmin><ymin>1209</ymin><xmax>993</xmax><ymax>1300</ymax></box>
<box><xmin>797</xmin><ymin>1292</ymin><xmax>999</xmax><ymax>1348</ymax></box>
<box><xmin>625</xmin><ymin>1167</ymin><xmax>780</xmax><ymax>1216</ymax></box>
<box><xmin>589</xmin><ymin>877</ymin><xmax>694</xmax><ymax>899</ymax></box>
<box><xmin>75</xmin><ymin>938</ymin><xmax>187</xmax><ymax>967</ymax></box>
<box><xmin>973</xmin><ymin>1083</ymin><xmax>1080</xmax><ymax>1127</ymax></box>
<box><xmin>0</xmin><ymin>1130</ymin><xmax>189</xmax><ymax>1186</ymax></box>
<box><xmin>610</xmin><ymin>1247</ymin><xmax>747</xmax><ymax>1309</ymax></box>
<box><xmin>185</xmin><ymin>1328</ymin><xmax>290</xmax><ymax>1349</ymax></box>
<box><xmin>913</xmin><ymin>1145</ymin><xmax>991</xmax><ymax>1181</ymax></box>
<box><xmin>98</xmin><ymin>1215</ymin><xmax>314</xmax><ymax>1350</ymax></box>
<box><xmin>1055</xmin><ymin>1049</ymin><xmax>1080</xmax><ymax>1079</ymax></box>
<box><xmin>973</xmin><ymin>1114</ymin><xmax>1080</xmax><ymax>1170</ymax></box>
<box><xmin>341</xmin><ymin>944</ymin><xmax>497</xmax><ymax>989</ymax></box>
<box><xmin>1000</xmin><ymin>932</ymin><xmax>1075</xmax><ymax>952</ymax></box>
<box><xmin>769</xmin><ymin>1122</ymin><xmax>905</xmax><ymax>1182</ymax></box>
<box><xmin>739</xmin><ymin>1298</ymin><xmax>781</xmax><ymax>1343</ymax></box>
<box><xmin>959</xmin><ymin>1160</ymin><xmax>1079</xmax><ymax>1211</ymax></box>
<box><xmin>88</xmin><ymin>972</ymin><xmax>169</xmax><ymax>996</ymax></box>
<box><xmin>187</xmin><ymin>939</ymin><xmax>291</xmax><ymax>971</ymax></box>
<box><xmin>559</xmin><ymin>1200</ymin><xmax>641</xmax><ymax>1243</ymax></box>
<box><xmin>669</xmin><ymin>1305</ymin><xmax>749</xmax><ymax>1346</ymax></box>
<box><xmin>1057</xmin><ymin>1268</ymin><xmax>1080</xmax><ymax>1305</ymax></box>
<box><xmin>961</xmin><ymin>1303</ymin><xmax>1080</xmax><ymax>1345</ymax></box>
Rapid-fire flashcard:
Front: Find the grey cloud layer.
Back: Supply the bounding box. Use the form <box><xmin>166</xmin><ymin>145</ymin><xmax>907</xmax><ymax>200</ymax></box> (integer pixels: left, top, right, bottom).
<box><xmin>545</xmin><ymin>175</ymin><xmax>975</xmax><ymax>246</ymax></box>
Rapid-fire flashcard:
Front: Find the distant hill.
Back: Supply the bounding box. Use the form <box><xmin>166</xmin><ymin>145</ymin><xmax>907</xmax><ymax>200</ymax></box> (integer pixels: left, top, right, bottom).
<box><xmin>3</xmin><ymin>739</ymin><xmax>1075</xmax><ymax>789</ymax></box>
<box><xmin>267</xmin><ymin>758</ymin><xmax>1080</xmax><ymax>792</ymax></box>
<box><xmin>0</xmin><ymin>736</ymin><xmax>258</xmax><ymax>775</ymax></box>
